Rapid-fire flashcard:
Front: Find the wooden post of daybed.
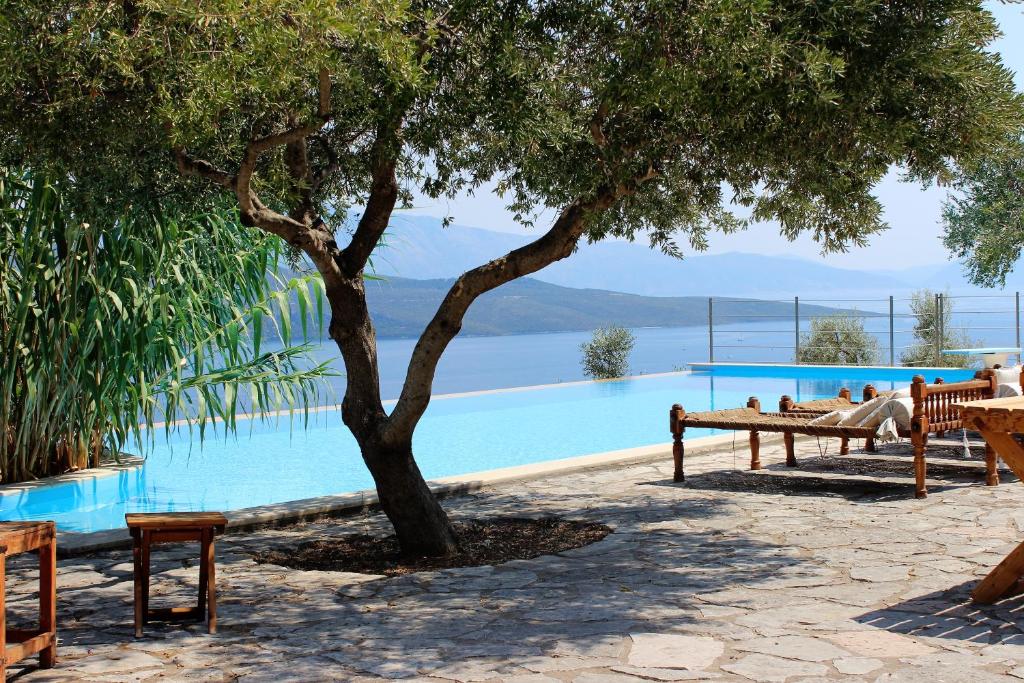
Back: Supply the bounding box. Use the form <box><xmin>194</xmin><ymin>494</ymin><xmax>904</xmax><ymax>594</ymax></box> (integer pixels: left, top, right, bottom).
<box><xmin>774</xmin><ymin>395</ymin><xmax>798</xmax><ymax>464</ymax></box>
<box><xmin>670</xmin><ymin>404</ymin><xmax>685</xmax><ymax>482</ymax></box>
<box><xmin>838</xmin><ymin>387</ymin><xmax>852</xmax><ymax>454</ymax></box>
<box><xmin>934</xmin><ymin>377</ymin><xmax>946</xmax><ymax>437</ymax></box>
<box><xmin>747</xmin><ymin>397</ymin><xmax>761</xmax><ymax>470</ymax></box>
<box><xmin>863</xmin><ymin>384</ymin><xmax>878</xmax><ymax>452</ymax></box>
<box><xmin>910</xmin><ymin>375</ymin><xmax>928</xmax><ymax>498</ymax></box>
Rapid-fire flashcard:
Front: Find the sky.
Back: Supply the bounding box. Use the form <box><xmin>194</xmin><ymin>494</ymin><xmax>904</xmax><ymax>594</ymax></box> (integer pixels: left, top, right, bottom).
<box><xmin>405</xmin><ymin>3</ymin><xmax>1024</xmax><ymax>271</ymax></box>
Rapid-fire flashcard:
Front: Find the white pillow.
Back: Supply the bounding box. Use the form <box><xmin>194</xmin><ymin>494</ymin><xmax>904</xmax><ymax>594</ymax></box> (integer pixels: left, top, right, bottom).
<box><xmin>854</xmin><ymin>397</ymin><xmax>914</xmax><ymax>430</ymax></box>
<box><xmin>995</xmin><ymin>365</ymin><xmax>1022</xmax><ymax>387</ymax></box>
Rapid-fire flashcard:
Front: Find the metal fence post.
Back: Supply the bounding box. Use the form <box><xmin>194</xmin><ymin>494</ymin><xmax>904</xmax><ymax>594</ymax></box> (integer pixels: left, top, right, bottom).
<box><xmin>794</xmin><ymin>296</ymin><xmax>800</xmax><ymax>363</ymax></box>
<box><xmin>708</xmin><ymin>297</ymin><xmax>714</xmax><ymax>363</ymax></box>
<box><xmin>1016</xmin><ymin>291</ymin><xmax>1020</xmax><ymax>349</ymax></box>
<box><xmin>889</xmin><ymin>295</ymin><xmax>895</xmax><ymax>366</ymax></box>
<box><xmin>934</xmin><ymin>292</ymin><xmax>943</xmax><ymax>365</ymax></box>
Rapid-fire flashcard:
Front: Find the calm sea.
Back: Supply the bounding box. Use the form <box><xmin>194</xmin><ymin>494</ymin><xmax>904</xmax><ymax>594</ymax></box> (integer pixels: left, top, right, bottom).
<box><xmin>299</xmin><ymin>310</ymin><xmax>1016</xmax><ymax>401</ymax></box>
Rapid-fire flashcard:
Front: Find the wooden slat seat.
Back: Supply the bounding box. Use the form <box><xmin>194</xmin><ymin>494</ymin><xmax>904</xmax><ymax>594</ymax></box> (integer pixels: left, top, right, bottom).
<box><xmin>126</xmin><ymin>512</ymin><xmax>226</xmax><ymax>637</ymax></box>
<box><xmin>125</xmin><ymin>512</ymin><xmax>227</xmax><ymax>531</ymax></box>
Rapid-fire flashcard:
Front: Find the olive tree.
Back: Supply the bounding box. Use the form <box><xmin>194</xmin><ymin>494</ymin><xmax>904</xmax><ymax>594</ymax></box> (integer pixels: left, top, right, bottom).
<box><xmin>901</xmin><ymin>289</ymin><xmax>977</xmax><ymax>368</ymax></box>
<box><xmin>943</xmin><ymin>136</ymin><xmax>1024</xmax><ymax>287</ymax></box>
<box><xmin>1</xmin><ymin>0</ymin><xmax>1020</xmax><ymax>556</ymax></box>
<box><xmin>796</xmin><ymin>315</ymin><xmax>879</xmax><ymax>366</ymax></box>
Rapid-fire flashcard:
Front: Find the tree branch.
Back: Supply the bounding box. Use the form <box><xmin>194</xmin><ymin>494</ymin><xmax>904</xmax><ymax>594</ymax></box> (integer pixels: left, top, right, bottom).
<box><xmin>337</xmin><ymin>116</ymin><xmax>406</xmax><ymax>277</ymax></box>
<box><xmin>382</xmin><ymin>195</ymin><xmax>603</xmax><ymax>442</ymax></box>
<box><xmin>383</xmin><ymin>161</ymin><xmax>664</xmax><ymax>442</ymax></box>
<box><xmin>172</xmin><ymin>147</ymin><xmax>235</xmax><ymax>188</ymax></box>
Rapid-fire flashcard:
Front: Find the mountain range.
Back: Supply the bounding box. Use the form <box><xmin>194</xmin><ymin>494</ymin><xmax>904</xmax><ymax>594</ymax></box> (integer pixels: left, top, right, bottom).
<box><xmin>373</xmin><ymin>214</ymin><xmax>1020</xmax><ymax>301</ymax></box>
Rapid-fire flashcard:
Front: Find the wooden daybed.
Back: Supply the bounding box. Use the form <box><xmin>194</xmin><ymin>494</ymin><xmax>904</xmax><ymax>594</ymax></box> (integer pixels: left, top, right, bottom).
<box><xmin>670</xmin><ymin>372</ymin><xmax>1005</xmax><ymax>498</ymax></box>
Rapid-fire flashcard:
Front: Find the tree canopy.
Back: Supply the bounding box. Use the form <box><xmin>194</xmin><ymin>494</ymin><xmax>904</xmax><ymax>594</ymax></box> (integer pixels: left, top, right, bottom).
<box><xmin>943</xmin><ymin>137</ymin><xmax>1024</xmax><ymax>288</ymax></box>
<box><xmin>1</xmin><ymin>0</ymin><xmax>1021</xmax><ymax>554</ymax></box>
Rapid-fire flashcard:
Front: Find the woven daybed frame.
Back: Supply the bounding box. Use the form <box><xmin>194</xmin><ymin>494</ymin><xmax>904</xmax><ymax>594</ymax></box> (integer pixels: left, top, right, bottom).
<box><xmin>670</xmin><ymin>371</ymin><xmax>1007</xmax><ymax>498</ymax></box>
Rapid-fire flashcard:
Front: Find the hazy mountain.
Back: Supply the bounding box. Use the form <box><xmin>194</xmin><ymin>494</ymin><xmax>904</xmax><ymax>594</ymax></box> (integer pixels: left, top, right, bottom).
<box><xmin>375</xmin><ymin>214</ymin><xmax>1024</xmax><ymax>300</ymax></box>
<box><xmin>363</xmin><ymin>276</ymin><xmax>860</xmax><ymax>338</ymax></box>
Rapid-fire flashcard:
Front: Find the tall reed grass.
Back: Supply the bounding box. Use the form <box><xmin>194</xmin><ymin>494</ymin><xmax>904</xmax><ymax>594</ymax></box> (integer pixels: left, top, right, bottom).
<box><xmin>0</xmin><ymin>170</ymin><xmax>331</xmax><ymax>482</ymax></box>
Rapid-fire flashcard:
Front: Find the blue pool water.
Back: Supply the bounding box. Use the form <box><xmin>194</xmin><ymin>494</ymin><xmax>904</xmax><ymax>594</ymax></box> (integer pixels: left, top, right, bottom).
<box><xmin>0</xmin><ymin>365</ymin><xmax>974</xmax><ymax>532</ymax></box>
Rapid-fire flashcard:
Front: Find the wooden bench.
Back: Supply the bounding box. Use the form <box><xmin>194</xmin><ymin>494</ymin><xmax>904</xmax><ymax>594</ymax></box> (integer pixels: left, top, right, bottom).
<box><xmin>126</xmin><ymin>512</ymin><xmax>227</xmax><ymax>637</ymax></box>
<box><xmin>0</xmin><ymin>521</ymin><xmax>56</xmax><ymax>678</ymax></box>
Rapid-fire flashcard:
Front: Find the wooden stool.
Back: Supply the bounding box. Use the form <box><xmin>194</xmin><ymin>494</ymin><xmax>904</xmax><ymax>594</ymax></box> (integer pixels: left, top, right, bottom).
<box><xmin>125</xmin><ymin>513</ymin><xmax>227</xmax><ymax>637</ymax></box>
<box><xmin>0</xmin><ymin>521</ymin><xmax>57</xmax><ymax>678</ymax></box>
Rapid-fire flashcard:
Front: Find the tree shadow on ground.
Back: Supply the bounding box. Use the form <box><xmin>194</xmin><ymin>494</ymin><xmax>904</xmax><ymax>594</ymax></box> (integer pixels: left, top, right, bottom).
<box><xmin>855</xmin><ymin>582</ymin><xmax>1024</xmax><ymax>647</ymax></box>
<box><xmin>4</xmin><ymin>488</ymin><xmax>814</xmax><ymax>679</ymax></box>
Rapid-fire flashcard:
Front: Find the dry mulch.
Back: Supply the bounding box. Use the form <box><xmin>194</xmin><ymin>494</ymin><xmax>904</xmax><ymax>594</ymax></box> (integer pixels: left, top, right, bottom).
<box><xmin>253</xmin><ymin>517</ymin><xmax>612</xmax><ymax>576</ymax></box>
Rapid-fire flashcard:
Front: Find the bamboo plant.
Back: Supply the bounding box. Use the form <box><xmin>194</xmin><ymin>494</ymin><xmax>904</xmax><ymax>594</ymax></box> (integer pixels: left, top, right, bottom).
<box><xmin>0</xmin><ymin>169</ymin><xmax>332</xmax><ymax>483</ymax></box>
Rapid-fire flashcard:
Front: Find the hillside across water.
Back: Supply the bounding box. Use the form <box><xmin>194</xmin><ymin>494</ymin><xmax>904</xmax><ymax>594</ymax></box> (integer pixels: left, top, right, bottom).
<box><xmin>361</xmin><ymin>276</ymin><xmax>869</xmax><ymax>338</ymax></box>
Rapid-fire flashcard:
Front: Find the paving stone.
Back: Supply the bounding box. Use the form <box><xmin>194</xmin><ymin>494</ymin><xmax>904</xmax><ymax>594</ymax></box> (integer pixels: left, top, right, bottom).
<box><xmin>61</xmin><ymin>650</ymin><xmax>166</xmax><ymax>674</ymax></box>
<box><xmin>732</xmin><ymin>635</ymin><xmax>851</xmax><ymax>662</ymax></box>
<box><xmin>720</xmin><ymin>653</ymin><xmax>829</xmax><ymax>681</ymax></box>
<box><xmin>611</xmin><ymin>665</ymin><xmax>721</xmax><ymax>680</ymax></box>
<box><xmin>627</xmin><ymin>633</ymin><xmax>723</xmax><ymax>670</ymax></box>
<box><xmin>834</xmin><ymin>657</ymin><xmax>884</xmax><ymax>675</ymax></box>
<box><xmin>825</xmin><ymin>631</ymin><xmax>938</xmax><ymax>658</ymax></box>
<box><xmin>849</xmin><ymin>565</ymin><xmax>911</xmax><ymax>582</ymax></box>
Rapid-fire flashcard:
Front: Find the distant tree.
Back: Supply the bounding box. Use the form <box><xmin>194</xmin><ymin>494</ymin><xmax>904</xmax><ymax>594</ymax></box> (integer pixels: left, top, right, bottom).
<box><xmin>901</xmin><ymin>289</ymin><xmax>976</xmax><ymax>368</ymax></box>
<box><xmin>797</xmin><ymin>315</ymin><xmax>879</xmax><ymax>366</ymax></box>
<box><xmin>943</xmin><ymin>137</ymin><xmax>1024</xmax><ymax>287</ymax></box>
<box><xmin>0</xmin><ymin>0</ymin><xmax>1019</xmax><ymax>557</ymax></box>
<box><xmin>581</xmin><ymin>326</ymin><xmax>636</xmax><ymax>379</ymax></box>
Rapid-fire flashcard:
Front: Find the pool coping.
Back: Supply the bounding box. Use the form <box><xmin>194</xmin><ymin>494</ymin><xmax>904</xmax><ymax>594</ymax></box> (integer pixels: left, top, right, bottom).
<box><xmin>688</xmin><ymin>362</ymin><xmax>967</xmax><ymax>372</ymax></box>
<box><xmin>0</xmin><ymin>456</ymin><xmax>145</xmax><ymax>498</ymax></box>
<box><xmin>54</xmin><ymin>432</ymin><xmax>743</xmax><ymax>557</ymax></box>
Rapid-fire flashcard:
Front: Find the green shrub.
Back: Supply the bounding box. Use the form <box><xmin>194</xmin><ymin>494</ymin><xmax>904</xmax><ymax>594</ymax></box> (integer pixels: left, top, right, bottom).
<box><xmin>796</xmin><ymin>315</ymin><xmax>879</xmax><ymax>366</ymax></box>
<box><xmin>900</xmin><ymin>289</ymin><xmax>976</xmax><ymax>367</ymax></box>
<box><xmin>580</xmin><ymin>326</ymin><xmax>636</xmax><ymax>379</ymax></box>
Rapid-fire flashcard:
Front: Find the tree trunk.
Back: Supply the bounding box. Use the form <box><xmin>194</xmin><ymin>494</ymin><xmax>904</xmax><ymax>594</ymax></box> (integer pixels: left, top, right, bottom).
<box><xmin>360</xmin><ymin>436</ymin><xmax>460</xmax><ymax>557</ymax></box>
<box><xmin>325</xmin><ymin>275</ymin><xmax>459</xmax><ymax>557</ymax></box>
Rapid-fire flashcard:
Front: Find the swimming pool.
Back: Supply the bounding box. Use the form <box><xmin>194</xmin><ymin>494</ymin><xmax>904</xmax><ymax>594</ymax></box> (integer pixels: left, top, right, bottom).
<box><xmin>0</xmin><ymin>365</ymin><xmax>974</xmax><ymax>532</ymax></box>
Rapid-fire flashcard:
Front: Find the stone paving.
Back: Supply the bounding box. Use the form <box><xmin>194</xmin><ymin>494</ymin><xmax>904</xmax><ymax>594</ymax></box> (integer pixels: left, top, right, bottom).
<box><xmin>8</xmin><ymin>436</ymin><xmax>1024</xmax><ymax>682</ymax></box>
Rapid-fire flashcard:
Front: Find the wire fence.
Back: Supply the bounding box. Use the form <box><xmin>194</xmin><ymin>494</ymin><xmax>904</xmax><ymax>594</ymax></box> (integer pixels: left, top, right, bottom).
<box><xmin>706</xmin><ymin>293</ymin><xmax>1021</xmax><ymax>366</ymax></box>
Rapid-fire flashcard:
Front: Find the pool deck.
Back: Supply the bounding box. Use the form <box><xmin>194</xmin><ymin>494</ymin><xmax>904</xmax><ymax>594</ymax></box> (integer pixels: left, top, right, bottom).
<box><xmin>6</xmin><ymin>435</ymin><xmax>1024</xmax><ymax>681</ymax></box>
<box><xmin>54</xmin><ymin>433</ymin><xmax>741</xmax><ymax>556</ymax></box>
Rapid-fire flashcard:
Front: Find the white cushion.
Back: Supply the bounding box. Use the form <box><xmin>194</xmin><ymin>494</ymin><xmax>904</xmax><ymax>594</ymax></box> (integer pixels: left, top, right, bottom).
<box><xmin>995</xmin><ymin>365</ymin><xmax>1022</xmax><ymax>386</ymax></box>
<box><xmin>836</xmin><ymin>394</ymin><xmax>890</xmax><ymax>426</ymax></box>
<box><xmin>808</xmin><ymin>409</ymin><xmax>848</xmax><ymax>426</ymax></box>
<box><xmin>859</xmin><ymin>397</ymin><xmax>914</xmax><ymax>430</ymax></box>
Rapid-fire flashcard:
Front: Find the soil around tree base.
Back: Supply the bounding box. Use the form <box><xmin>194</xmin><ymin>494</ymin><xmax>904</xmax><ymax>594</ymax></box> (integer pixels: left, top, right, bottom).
<box><xmin>252</xmin><ymin>517</ymin><xmax>612</xmax><ymax>576</ymax></box>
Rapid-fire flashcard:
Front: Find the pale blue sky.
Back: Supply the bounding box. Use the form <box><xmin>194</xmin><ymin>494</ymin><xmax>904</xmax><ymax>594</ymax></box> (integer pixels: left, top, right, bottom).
<box><xmin>407</xmin><ymin>2</ymin><xmax>1024</xmax><ymax>270</ymax></box>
